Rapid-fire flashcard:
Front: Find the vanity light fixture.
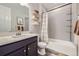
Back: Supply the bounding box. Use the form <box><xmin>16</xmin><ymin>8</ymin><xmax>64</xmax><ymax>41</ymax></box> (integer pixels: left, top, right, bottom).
<box><xmin>20</xmin><ymin>3</ymin><xmax>29</xmax><ymax>7</ymax></box>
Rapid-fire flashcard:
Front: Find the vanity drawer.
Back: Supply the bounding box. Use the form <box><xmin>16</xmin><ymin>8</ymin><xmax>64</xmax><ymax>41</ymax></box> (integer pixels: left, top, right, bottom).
<box><xmin>0</xmin><ymin>36</ymin><xmax>37</xmax><ymax>56</ymax></box>
<box><xmin>7</xmin><ymin>47</ymin><xmax>27</xmax><ymax>56</ymax></box>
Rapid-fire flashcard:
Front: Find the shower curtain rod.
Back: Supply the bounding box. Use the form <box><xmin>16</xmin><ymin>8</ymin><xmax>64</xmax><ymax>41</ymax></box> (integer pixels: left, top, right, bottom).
<box><xmin>42</xmin><ymin>3</ymin><xmax>72</xmax><ymax>13</ymax></box>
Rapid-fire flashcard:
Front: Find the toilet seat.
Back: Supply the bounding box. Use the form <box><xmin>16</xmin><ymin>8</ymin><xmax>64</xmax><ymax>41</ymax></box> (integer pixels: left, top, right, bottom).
<box><xmin>38</xmin><ymin>42</ymin><xmax>47</xmax><ymax>48</ymax></box>
<box><xmin>38</xmin><ymin>42</ymin><xmax>47</xmax><ymax>55</ymax></box>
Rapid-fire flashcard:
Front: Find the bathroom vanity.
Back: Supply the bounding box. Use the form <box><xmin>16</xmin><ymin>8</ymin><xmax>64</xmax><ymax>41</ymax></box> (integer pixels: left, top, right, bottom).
<box><xmin>0</xmin><ymin>34</ymin><xmax>38</xmax><ymax>56</ymax></box>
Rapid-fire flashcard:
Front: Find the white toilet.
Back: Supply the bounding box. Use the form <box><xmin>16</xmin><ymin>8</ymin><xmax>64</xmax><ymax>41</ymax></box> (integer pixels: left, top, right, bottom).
<box><xmin>38</xmin><ymin>42</ymin><xmax>47</xmax><ymax>55</ymax></box>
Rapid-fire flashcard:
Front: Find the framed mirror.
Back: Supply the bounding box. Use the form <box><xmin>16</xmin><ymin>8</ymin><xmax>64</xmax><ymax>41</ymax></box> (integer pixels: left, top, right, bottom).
<box><xmin>0</xmin><ymin>3</ymin><xmax>29</xmax><ymax>32</ymax></box>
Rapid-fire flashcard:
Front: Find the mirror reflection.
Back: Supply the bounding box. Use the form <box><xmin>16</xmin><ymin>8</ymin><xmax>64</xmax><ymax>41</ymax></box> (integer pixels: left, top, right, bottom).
<box><xmin>0</xmin><ymin>3</ymin><xmax>29</xmax><ymax>32</ymax></box>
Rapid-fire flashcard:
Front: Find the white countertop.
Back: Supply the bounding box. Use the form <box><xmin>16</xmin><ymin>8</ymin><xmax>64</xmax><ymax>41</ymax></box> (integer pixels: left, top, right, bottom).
<box><xmin>0</xmin><ymin>33</ymin><xmax>38</xmax><ymax>46</ymax></box>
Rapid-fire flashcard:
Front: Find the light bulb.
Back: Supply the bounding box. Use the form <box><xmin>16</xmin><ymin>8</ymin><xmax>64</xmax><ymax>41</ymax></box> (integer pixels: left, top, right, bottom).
<box><xmin>20</xmin><ymin>3</ymin><xmax>29</xmax><ymax>7</ymax></box>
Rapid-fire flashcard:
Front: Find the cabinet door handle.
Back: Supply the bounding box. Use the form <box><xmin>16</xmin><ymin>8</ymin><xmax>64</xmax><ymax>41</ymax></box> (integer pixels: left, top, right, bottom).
<box><xmin>24</xmin><ymin>50</ymin><xmax>26</xmax><ymax>52</ymax></box>
<box><xmin>28</xmin><ymin>48</ymin><xmax>30</xmax><ymax>50</ymax></box>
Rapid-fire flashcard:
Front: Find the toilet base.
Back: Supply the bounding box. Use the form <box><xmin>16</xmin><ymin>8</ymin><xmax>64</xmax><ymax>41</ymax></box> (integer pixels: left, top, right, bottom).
<box><xmin>38</xmin><ymin>49</ymin><xmax>46</xmax><ymax>55</ymax></box>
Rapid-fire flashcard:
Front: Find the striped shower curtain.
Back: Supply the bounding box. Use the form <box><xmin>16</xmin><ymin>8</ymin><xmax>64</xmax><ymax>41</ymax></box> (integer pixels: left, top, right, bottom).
<box><xmin>40</xmin><ymin>12</ymin><xmax>48</xmax><ymax>43</ymax></box>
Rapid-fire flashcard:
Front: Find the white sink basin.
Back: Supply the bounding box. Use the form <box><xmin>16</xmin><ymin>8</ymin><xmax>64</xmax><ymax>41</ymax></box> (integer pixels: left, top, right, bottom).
<box><xmin>12</xmin><ymin>35</ymin><xmax>24</xmax><ymax>38</ymax></box>
<box><xmin>12</xmin><ymin>34</ymin><xmax>30</xmax><ymax>38</ymax></box>
<box><xmin>12</xmin><ymin>34</ymin><xmax>37</xmax><ymax>38</ymax></box>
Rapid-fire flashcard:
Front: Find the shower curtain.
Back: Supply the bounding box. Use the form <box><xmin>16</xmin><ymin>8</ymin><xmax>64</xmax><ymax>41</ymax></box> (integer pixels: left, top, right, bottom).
<box><xmin>40</xmin><ymin>12</ymin><xmax>48</xmax><ymax>43</ymax></box>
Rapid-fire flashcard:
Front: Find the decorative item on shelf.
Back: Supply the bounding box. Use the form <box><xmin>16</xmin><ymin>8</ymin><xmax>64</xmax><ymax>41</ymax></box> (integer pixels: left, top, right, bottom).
<box><xmin>32</xmin><ymin>21</ymin><xmax>40</xmax><ymax>25</ymax></box>
<box><xmin>32</xmin><ymin>10</ymin><xmax>40</xmax><ymax>25</ymax></box>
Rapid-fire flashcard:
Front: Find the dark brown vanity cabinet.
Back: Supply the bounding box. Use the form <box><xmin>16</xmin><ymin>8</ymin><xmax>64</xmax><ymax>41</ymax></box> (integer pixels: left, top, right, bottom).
<box><xmin>0</xmin><ymin>36</ymin><xmax>38</xmax><ymax>56</ymax></box>
<box><xmin>27</xmin><ymin>41</ymin><xmax>37</xmax><ymax>56</ymax></box>
<box><xmin>8</xmin><ymin>47</ymin><xmax>27</xmax><ymax>56</ymax></box>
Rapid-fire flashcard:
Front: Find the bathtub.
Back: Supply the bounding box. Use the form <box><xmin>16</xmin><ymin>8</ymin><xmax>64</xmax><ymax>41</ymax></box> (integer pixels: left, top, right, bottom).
<box><xmin>46</xmin><ymin>39</ymin><xmax>77</xmax><ymax>56</ymax></box>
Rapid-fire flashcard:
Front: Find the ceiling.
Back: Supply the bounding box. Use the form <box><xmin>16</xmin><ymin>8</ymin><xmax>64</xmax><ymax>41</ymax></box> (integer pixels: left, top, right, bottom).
<box><xmin>0</xmin><ymin>3</ymin><xmax>29</xmax><ymax>13</ymax></box>
<box><xmin>0</xmin><ymin>3</ymin><xmax>19</xmax><ymax>7</ymax></box>
<box><xmin>0</xmin><ymin>3</ymin><xmax>67</xmax><ymax>11</ymax></box>
<box><xmin>0</xmin><ymin>3</ymin><xmax>27</xmax><ymax>9</ymax></box>
<box><xmin>29</xmin><ymin>3</ymin><xmax>66</xmax><ymax>11</ymax></box>
<box><xmin>42</xmin><ymin>3</ymin><xmax>66</xmax><ymax>11</ymax></box>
